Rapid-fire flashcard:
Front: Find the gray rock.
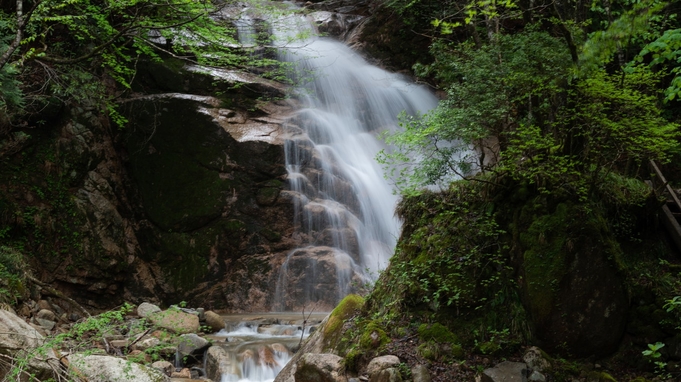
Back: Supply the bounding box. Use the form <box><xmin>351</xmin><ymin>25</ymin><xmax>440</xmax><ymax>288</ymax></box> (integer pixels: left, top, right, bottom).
<box><xmin>137</xmin><ymin>302</ymin><xmax>162</xmax><ymax>318</ymax></box>
<box><xmin>133</xmin><ymin>337</ymin><xmax>161</xmax><ymax>351</ymax></box>
<box><xmin>482</xmin><ymin>361</ymin><xmax>529</xmax><ymax>382</ymax></box>
<box><xmin>528</xmin><ymin>371</ymin><xmax>546</xmax><ymax>382</ymax></box>
<box><xmin>205</xmin><ymin>346</ymin><xmax>235</xmax><ymax>382</ymax></box>
<box><xmin>67</xmin><ymin>354</ymin><xmax>169</xmax><ymax>382</ymax></box>
<box><xmin>366</xmin><ymin>355</ymin><xmax>400</xmax><ymax>377</ymax></box>
<box><xmin>177</xmin><ymin>333</ymin><xmax>211</xmax><ymax>358</ymax></box>
<box><xmin>0</xmin><ymin>310</ymin><xmax>60</xmax><ymax>381</ymax></box>
<box><xmin>370</xmin><ymin>368</ymin><xmax>402</xmax><ymax>382</ymax></box>
<box><xmin>204</xmin><ymin>310</ymin><xmax>225</xmax><ymax>332</ymax></box>
<box><xmin>411</xmin><ymin>364</ymin><xmax>431</xmax><ymax>382</ymax></box>
<box><xmin>523</xmin><ymin>347</ymin><xmax>550</xmax><ymax>372</ymax></box>
<box><xmin>151</xmin><ymin>360</ymin><xmax>174</xmax><ymax>376</ymax></box>
<box><xmin>148</xmin><ymin>309</ymin><xmax>199</xmax><ymax>334</ymax></box>
<box><xmin>294</xmin><ymin>353</ymin><xmax>345</xmax><ymax>382</ymax></box>
<box><xmin>36</xmin><ymin>309</ymin><xmax>57</xmax><ymax>321</ymax></box>
<box><xmin>35</xmin><ymin>317</ymin><xmax>56</xmax><ymax>331</ymax></box>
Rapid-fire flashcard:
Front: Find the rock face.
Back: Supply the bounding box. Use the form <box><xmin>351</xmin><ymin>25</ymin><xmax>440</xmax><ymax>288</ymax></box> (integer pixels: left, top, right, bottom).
<box><xmin>0</xmin><ymin>55</ymin><xmax>300</xmax><ymax>311</ymax></box>
<box><xmin>120</xmin><ymin>84</ymin><xmax>298</xmax><ymax>310</ymax></box>
<box><xmin>275</xmin><ymin>246</ymin><xmax>364</xmax><ymax>311</ymax></box>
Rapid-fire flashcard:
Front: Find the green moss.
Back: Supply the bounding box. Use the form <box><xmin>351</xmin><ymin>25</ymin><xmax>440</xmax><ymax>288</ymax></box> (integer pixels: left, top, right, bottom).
<box><xmin>417</xmin><ymin>323</ymin><xmax>459</xmax><ymax>344</ymax></box>
<box><xmin>520</xmin><ymin>203</ymin><xmax>571</xmax><ymax>320</ymax></box>
<box><xmin>343</xmin><ymin>348</ymin><xmax>363</xmax><ymax>372</ymax></box>
<box><xmin>417</xmin><ymin>341</ymin><xmax>439</xmax><ymax>360</ymax></box>
<box><xmin>450</xmin><ymin>344</ymin><xmax>464</xmax><ymax>358</ymax></box>
<box><xmin>586</xmin><ymin>371</ymin><xmax>617</xmax><ymax>382</ymax></box>
<box><xmin>359</xmin><ymin>321</ymin><xmax>389</xmax><ymax>349</ymax></box>
<box><xmin>323</xmin><ymin>294</ymin><xmax>364</xmax><ymax>350</ymax></box>
<box><xmin>478</xmin><ymin>341</ymin><xmax>502</xmax><ymax>355</ymax></box>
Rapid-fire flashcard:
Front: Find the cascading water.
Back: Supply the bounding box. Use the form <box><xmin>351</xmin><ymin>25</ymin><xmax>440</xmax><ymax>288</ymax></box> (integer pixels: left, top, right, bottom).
<box><xmin>269</xmin><ymin>9</ymin><xmax>439</xmax><ymax>311</ymax></box>
<box><xmin>216</xmin><ymin>4</ymin><xmax>438</xmax><ymax>382</ymax></box>
<box><xmin>212</xmin><ymin>313</ymin><xmax>325</xmax><ymax>382</ymax></box>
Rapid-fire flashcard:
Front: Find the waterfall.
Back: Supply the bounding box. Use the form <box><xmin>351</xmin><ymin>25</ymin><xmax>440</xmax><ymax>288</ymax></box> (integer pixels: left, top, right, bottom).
<box><xmin>269</xmin><ymin>10</ymin><xmax>438</xmax><ymax>311</ymax></box>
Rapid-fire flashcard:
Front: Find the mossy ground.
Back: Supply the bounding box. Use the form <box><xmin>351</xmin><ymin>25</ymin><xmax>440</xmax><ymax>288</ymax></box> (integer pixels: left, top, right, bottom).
<box><xmin>322</xmin><ymin>174</ymin><xmax>681</xmax><ymax>381</ymax></box>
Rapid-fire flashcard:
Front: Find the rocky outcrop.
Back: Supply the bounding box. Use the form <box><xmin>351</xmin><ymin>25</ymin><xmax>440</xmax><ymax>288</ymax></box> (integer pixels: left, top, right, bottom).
<box><xmin>0</xmin><ymin>52</ymin><xmax>302</xmax><ymax>311</ymax></box>
<box><xmin>0</xmin><ymin>310</ymin><xmax>60</xmax><ymax>381</ymax></box>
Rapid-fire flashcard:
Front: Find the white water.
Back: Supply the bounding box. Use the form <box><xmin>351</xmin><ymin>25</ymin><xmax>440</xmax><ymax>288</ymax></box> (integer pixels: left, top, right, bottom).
<box><xmin>223</xmin><ymin>4</ymin><xmax>438</xmax><ymax>382</ymax></box>
<box><xmin>270</xmin><ymin>9</ymin><xmax>438</xmax><ymax>311</ymax></box>
<box><xmin>212</xmin><ymin>313</ymin><xmax>325</xmax><ymax>382</ymax></box>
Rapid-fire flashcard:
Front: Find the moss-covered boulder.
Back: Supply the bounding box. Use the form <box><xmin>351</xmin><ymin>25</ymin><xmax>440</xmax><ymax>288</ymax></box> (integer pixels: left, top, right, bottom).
<box><xmin>518</xmin><ymin>203</ymin><xmax>628</xmax><ymax>357</ymax></box>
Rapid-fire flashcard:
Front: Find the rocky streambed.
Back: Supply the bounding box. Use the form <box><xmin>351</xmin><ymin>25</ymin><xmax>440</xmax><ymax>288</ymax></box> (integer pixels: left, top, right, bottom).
<box><xmin>0</xmin><ymin>300</ymin><xmax>329</xmax><ymax>382</ymax></box>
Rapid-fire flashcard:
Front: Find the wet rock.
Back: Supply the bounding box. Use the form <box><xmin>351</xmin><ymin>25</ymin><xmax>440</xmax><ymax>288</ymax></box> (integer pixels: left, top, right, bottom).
<box><xmin>171</xmin><ymin>368</ymin><xmax>191</xmax><ymax>378</ymax></box>
<box><xmin>138</xmin><ymin>302</ymin><xmax>162</xmax><ymax>318</ymax></box>
<box><xmin>294</xmin><ymin>353</ymin><xmax>345</xmax><ymax>382</ymax></box>
<box><xmin>204</xmin><ymin>311</ymin><xmax>225</xmax><ymax>332</ymax></box>
<box><xmin>366</xmin><ymin>355</ymin><xmax>400</xmax><ymax>376</ymax></box>
<box><xmin>205</xmin><ymin>346</ymin><xmax>233</xmax><ymax>381</ymax></box>
<box><xmin>177</xmin><ymin>333</ymin><xmax>211</xmax><ymax>360</ymax></box>
<box><xmin>151</xmin><ymin>360</ymin><xmax>174</xmax><ymax>376</ymax></box>
<box><xmin>66</xmin><ymin>354</ymin><xmax>168</xmax><ymax>382</ymax></box>
<box><xmin>411</xmin><ymin>365</ymin><xmax>431</xmax><ymax>382</ymax></box>
<box><xmin>271</xmin><ymin>343</ymin><xmax>291</xmax><ymax>356</ymax></box>
<box><xmin>0</xmin><ymin>310</ymin><xmax>60</xmax><ymax>381</ymax></box>
<box><xmin>481</xmin><ymin>361</ymin><xmax>528</xmax><ymax>382</ymax></box>
<box><xmin>276</xmin><ymin>246</ymin><xmax>363</xmax><ymax>311</ymax></box>
<box><xmin>310</xmin><ymin>11</ymin><xmax>350</xmax><ymax>38</ymax></box>
<box><xmin>148</xmin><ymin>309</ymin><xmax>200</xmax><ymax>334</ymax></box>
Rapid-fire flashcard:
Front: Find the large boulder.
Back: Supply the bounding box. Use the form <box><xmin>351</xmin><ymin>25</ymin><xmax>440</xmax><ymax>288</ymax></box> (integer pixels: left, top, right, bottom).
<box><xmin>294</xmin><ymin>353</ymin><xmax>346</xmax><ymax>382</ymax></box>
<box><xmin>205</xmin><ymin>346</ymin><xmax>236</xmax><ymax>381</ymax></box>
<box><xmin>366</xmin><ymin>355</ymin><xmax>400</xmax><ymax>376</ymax></box>
<box><xmin>148</xmin><ymin>309</ymin><xmax>199</xmax><ymax>334</ymax></box>
<box><xmin>177</xmin><ymin>333</ymin><xmax>211</xmax><ymax>360</ymax></box>
<box><xmin>66</xmin><ymin>354</ymin><xmax>169</xmax><ymax>382</ymax></box>
<box><xmin>204</xmin><ymin>310</ymin><xmax>225</xmax><ymax>332</ymax></box>
<box><xmin>137</xmin><ymin>302</ymin><xmax>161</xmax><ymax>318</ymax></box>
<box><xmin>0</xmin><ymin>310</ymin><xmax>59</xmax><ymax>381</ymax></box>
<box><xmin>519</xmin><ymin>203</ymin><xmax>628</xmax><ymax>357</ymax></box>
